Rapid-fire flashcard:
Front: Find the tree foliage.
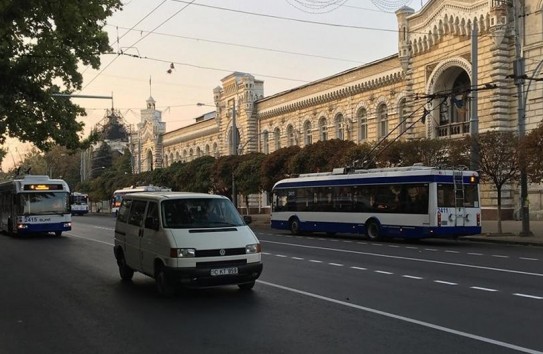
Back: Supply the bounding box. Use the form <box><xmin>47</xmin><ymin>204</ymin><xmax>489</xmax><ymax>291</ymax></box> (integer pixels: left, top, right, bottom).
<box><xmin>521</xmin><ymin>122</ymin><xmax>543</xmax><ymax>183</ymax></box>
<box><xmin>288</xmin><ymin>139</ymin><xmax>356</xmax><ymax>174</ymax></box>
<box><xmin>0</xmin><ymin>0</ymin><xmax>122</xmax><ymax>150</ymax></box>
<box><xmin>175</xmin><ymin>156</ymin><xmax>215</xmax><ymax>193</ymax></box>
<box><xmin>475</xmin><ymin>131</ymin><xmax>519</xmax><ymax>232</ymax></box>
<box><xmin>260</xmin><ymin>146</ymin><xmax>301</xmax><ymax>193</ymax></box>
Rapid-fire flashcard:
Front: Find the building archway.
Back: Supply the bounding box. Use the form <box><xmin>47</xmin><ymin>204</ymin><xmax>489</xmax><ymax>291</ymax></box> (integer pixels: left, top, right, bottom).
<box><xmin>426</xmin><ymin>58</ymin><xmax>472</xmax><ymax>139</ymax></box>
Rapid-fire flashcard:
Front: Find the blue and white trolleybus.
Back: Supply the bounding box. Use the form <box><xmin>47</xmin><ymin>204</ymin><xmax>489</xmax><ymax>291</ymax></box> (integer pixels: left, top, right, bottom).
<box><xmin>70</xmin><ymin>192</ymin><xmax>90</xmax><ymax>216</ymax></box>
<box><xmin>0</xmin><ymin>175</ymin><xmax>72</xmax><ymax>237</ymax></box>
<box><xmin>271</xmin><ymin>165</ymin><xmax>481</xmax><ymax>240</ymax></box>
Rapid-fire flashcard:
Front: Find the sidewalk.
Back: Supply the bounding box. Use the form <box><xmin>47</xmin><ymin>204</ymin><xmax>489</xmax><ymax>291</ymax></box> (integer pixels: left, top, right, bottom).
<box><xmin>247</xmin><ymin>214</ymin><xmax>543</xmax><ymax>247</ymax></box>
<box><xmin>467</xmin><ymin>220</ymin><xmax>543</xmax><ymax>246</ymax></box>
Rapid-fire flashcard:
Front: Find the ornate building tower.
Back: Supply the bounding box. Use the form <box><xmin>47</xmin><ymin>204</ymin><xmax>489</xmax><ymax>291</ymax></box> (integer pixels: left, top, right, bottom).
<box><xmin>213</xmin><ymin>72</ymin><xmax>264</xmax><ymax>156</ymax></box>
<box><xmin>130</xmin><ymin>96</ymin><xmax>165</xmax><ymax>173</ymax></box>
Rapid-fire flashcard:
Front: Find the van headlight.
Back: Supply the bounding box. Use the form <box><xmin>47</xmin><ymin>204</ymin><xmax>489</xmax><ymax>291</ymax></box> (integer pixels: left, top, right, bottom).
<box><xmin>246</xmin><ymin>243</ymin><xmax>261</xmax><ymax>254</ymax></box>
<box><xmin>170</xmin><ymin>248</ymin><xmax>196</xmax><ymax>258</ymax></box>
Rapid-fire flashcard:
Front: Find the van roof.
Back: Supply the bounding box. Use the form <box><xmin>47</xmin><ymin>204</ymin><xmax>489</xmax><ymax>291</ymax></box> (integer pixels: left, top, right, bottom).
<box><xmin>121</xmin><ymin>191</ymin><xmax>229</xmax><ymax>201</ymax></box>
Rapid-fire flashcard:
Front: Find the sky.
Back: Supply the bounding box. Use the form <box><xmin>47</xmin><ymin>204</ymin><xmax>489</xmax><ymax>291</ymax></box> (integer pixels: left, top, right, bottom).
<box><xmin>2</xmin><ymin>0</ymin><xmax>427</xmax><ymax>171</ymax></box>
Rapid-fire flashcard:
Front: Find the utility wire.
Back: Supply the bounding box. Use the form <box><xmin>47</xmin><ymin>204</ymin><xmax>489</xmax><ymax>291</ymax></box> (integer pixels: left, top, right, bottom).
<box><xmin>82</xmin><ymin>0</ymin><xmax>198</xmax><ymax>91</ymax></box>
<box><xmin>106</xmin><ymin>24</ymin><xmax>364</xmax><ymax>64</ymax></box>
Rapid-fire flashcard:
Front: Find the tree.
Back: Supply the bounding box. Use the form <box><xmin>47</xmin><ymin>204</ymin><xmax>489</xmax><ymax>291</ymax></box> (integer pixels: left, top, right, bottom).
<box><xmin>212</xmin><ymin>155</ymin><xmax>239</xmax><ymax>198</ymax></box>
<box><xmin>288</xmin><ymin>139</ymin><xmax>356</xmax><ymax>174</ymax></box>
<box><xmin>174</xmin><ymin>156</ymin><xmax>215</xmax><ymax>193</ymax></box>
<box><xmin>521</xmin><ymin>122</ymin><xmax>543</xmax><ymax>183</ymax></box>
<box><xmin>476</xmin><ymin>131</ymin><xmax>519</xmax><ymax>233</ymax></box>
<box><xmin>0</xmin><ymin>1</ymin><xmax>123</xmax><ymax>151</ymax></box>
<box><xmin>92</xmin><ymin>143</ymin><xmax>113</xmax><ymax>178</ymax></box>
<box><xmin>260</xmin><ymin>146</ymin><xmax>301</xmax><ymax>194</ymax></box>
<box><xmin>235</xmin><ymin>153</ymin><xmax>266</xmax><ymax>213</ymax></box>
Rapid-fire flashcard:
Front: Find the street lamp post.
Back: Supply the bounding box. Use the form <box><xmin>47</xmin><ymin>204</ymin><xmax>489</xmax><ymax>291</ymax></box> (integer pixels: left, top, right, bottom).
<box><xmin>231</xmin><ymin>100</ymin><xmax>238</xmax><ymax>208</ymax></box>
<box><xmin>513</xmin><ymin>1</ymin><xmax>532</xmax><ymax>236</ymax></box>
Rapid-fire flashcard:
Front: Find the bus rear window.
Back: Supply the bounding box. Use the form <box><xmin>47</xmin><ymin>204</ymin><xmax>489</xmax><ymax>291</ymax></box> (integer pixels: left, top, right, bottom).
<box><xmin>437</xmin><ymin>184</ymin><xmax>479</xmax><ymax>208</ymax></box>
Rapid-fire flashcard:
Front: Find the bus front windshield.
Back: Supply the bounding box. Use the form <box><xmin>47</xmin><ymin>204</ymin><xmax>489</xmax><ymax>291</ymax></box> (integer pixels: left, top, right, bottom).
<box><xmin>71</xmin><ymin>194</ymin><xmax>88</xmax><ymax>205</ymax></box>
<box><xmin>18</xmin><ymin>192</ymin><xmax>70</xmax><ymax>215</ymax></box>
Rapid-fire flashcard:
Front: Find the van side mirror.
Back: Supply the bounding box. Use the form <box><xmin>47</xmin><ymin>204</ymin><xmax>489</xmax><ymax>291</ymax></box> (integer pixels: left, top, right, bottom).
<box><xmin>243</xmin><ymin>215</ymin><xmax>252</xmax><ymax>225</ymax></box>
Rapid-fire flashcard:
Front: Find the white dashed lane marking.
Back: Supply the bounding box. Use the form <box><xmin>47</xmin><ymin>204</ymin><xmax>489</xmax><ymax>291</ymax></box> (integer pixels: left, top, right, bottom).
<box><xmin>267</xmin><ymin>251</ymin><xmax>542</xmax><ymax>300</ymax></box>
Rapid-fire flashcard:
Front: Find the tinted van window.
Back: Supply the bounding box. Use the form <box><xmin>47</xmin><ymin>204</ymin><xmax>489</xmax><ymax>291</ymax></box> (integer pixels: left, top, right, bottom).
<box><xmin>128</xmin><ymin>200</ymin><xmax>147</xmax><ymax>227</ymax></box>
<box><xmin>117</xmin><ymin>199</ymin><xmax>132</xmax><ymax>223</ymax></box>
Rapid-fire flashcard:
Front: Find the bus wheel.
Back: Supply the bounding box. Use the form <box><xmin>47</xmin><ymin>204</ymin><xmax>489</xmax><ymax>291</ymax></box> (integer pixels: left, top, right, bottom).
<box><xmin>289</xmin><ymin>217</ymin><xmax>301</xmax><ymax>235</ymax></box>
<box><xmin>366</xmin><ymin>220</ymin><xmax>381</xmax><ymax>241</ymax></box>
<box><xmin>55</xmin><ymin>231</ymin><xmax>62</xmax><ymax>237</ymax></box>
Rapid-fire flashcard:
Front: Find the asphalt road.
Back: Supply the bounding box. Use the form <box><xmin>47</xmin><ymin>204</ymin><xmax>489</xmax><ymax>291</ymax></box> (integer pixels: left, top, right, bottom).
<box><xmin>1</xmin><ymin>215</ymin><xmax>542</xmax><ymax>354</ymax></box>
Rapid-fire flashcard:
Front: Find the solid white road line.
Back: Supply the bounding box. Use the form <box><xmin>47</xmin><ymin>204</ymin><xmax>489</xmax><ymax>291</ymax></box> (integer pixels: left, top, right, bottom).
<box><xmin>257</xmin><ymin>280</ymin><xmax>543</xmax><ymax>354</ymax></box>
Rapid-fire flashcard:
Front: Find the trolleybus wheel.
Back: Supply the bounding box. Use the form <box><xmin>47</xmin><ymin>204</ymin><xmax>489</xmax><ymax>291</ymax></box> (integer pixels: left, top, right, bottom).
<box><xmin>55</xmin><ymin>231</ymin><xmax>62</xmax><ymax>237</ymax></box>
<box><xmin>289</xmin><ymin>217</ymin><xmax>301</xmax><ymax>235</ymax></box>
<box><xmin>366</xmin><ymin>220</ymin><xmax>381</xmax><ymax>241</ymax></box>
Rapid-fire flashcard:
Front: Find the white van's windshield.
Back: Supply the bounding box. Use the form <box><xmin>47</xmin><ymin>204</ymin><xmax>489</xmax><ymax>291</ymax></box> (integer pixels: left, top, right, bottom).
<box><xmin>161</xmin><ymin>198</ymin><xmax>244</xmax><ymax>228</ymax></box>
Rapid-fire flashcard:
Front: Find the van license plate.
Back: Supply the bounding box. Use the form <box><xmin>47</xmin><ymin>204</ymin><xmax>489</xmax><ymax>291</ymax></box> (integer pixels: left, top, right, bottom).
<box><xmin>211</xmin><ymin>267</ymin><xmax>238</xmax><ymax>276</ymax></box>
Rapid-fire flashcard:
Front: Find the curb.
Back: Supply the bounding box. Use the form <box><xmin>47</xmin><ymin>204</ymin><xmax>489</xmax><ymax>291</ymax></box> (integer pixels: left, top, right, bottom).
<box><xmin>462</xmin><ymin>236</ymin><xmax>543</xmax><ymax>247</ymax></box>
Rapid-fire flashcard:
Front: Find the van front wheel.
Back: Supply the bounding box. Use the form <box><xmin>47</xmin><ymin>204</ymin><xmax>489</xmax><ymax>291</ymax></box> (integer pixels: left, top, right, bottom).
<box><xmin>155</xmin><ymin>267</ymin><xmax>175</xmax><ymax>297</ymax></box>
<box><xmin>238</xmin><ymin>281</ymin><xmax>255</xmax><ymax>291</ymax></box>
<box><xmin>118</xmin><ymin>255</ymin><xmax>134</xmax><ymax>281</ymax></box>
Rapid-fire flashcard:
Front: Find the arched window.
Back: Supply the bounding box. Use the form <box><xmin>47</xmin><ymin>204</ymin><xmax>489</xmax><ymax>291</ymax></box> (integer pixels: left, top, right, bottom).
<box><xmin>175</xmin><ymin>151</ymin><xmax>180</xmax><ymax>162</ymax></box>
<box><xmin>274</xmin><ymin>127</ymin><xmax>281</xmax><ymax>150</ymax></box>
<box><xmin>287</xmin><ymin>124</ymin><xmax>295</xmax><ymax>147</ymax></box>
<box><xmin>378</xmin><ymin>104</ymin><xmax>388</xmax><ymax>138</ymax></box>
<box><xmin>213</xmin><ymin>143</ymin><xmax>219</xmax><ymax>157</ymax></box>
<box><xmin>196</xmin><ymin>147</ymin><xmax>201</xmax><ymax>157</ymax></box>
<box><xmin>205</xmin><ymin>145</ymin><xmax>210</xmax><ymax>155</ymax></box>
<box><xmin>437</xmin><ymin>71</ymin><xmax>470</xmax><ymax>137</ymax></box>
<box><xmin>357</xmin><ymin>108</ymin><xmax>367</xmax><ymax>141</ymax></box>
<box><xmin>146</xmin><ymin>150</ymin><xmax>153</xmax><ymax>171</ymax></box>
<box><xmin>262</xmin><ymin>130</ymin><xmax>269</xmax><ymax>154</ymax></box>
<box><xmin>303</xmin><ymin>120</ymin><xmax>312</xmax><ymax>146</ymax></box>
<box><xmin>189</xmin><ymin>148</ymin><xmax>194</xmax><ymax>159</ymax></box>
<box><xmin>164</xmin><ymin>155</ymin><xmax>169</xmax><ymax>167</ymax></box>
<box><xmin>319</xmin><ymin>117</ymin><xmax>327</xmax><ymax>141</ymax></box>
<box><xmin>335</xmin><ymin>113</ymin><xmax>345</xmax><ymax>140</ymax></box>
<box><xmin>170</xmin><ymin>153</ymin><xmax>174</xmax><ymax>164</ymax></box>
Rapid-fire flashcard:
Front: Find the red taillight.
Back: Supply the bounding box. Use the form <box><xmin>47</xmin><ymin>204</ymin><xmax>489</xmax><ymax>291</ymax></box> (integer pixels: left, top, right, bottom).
<box><xmin>477</xmin><ymin>213</ymin><xmax>480</xmax><ymax>226</ymax></box>
<box><xmin>437</xmin><ymin>212</ymin><xmax>442</xmax><ymax>227</ymax></box>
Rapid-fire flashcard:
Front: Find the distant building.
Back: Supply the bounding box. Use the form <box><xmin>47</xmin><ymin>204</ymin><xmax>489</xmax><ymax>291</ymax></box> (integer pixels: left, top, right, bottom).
<box><xmin>130</xmin><ymin>0</ymin><xmax>543</xmax><ymax>219</ymax></box>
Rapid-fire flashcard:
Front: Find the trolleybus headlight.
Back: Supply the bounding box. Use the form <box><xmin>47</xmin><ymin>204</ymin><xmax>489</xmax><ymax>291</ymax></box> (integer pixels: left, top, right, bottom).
<box><xmin>170</xmin><ymin>248</ymin><xmax>195</xmax><ymax>258</ymax></box>
<box><xmin>17</xmin><ymin>223</ymin><xmax>28</xmax><ymax>230</ymax></box>
<box><xmin>63</xmin><ymin>222</ymin><xmax>72</xmax><ymax>228</ymax></box>
<box><xmin>246</xmin><ymin>243</ymin><xmax>261</xmax><ymax>254</ymax></box>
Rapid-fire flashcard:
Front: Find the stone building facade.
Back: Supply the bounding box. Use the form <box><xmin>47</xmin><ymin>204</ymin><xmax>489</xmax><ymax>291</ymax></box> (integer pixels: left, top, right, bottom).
<box><xmin>131</xmin><ymin>0</ymin><xmax>543</xmax><ymax>219</ymax></box>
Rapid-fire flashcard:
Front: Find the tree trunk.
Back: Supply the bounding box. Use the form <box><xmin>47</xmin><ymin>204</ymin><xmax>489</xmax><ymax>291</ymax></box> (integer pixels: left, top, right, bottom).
<box><xmin>496</xmin><ymin>186</ymin><xmax>502</xmax><ymax>234</ymax></box>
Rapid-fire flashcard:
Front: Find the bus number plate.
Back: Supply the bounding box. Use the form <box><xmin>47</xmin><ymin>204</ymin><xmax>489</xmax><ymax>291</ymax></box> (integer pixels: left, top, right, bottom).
<box><xmin>210</xmin><ymin>267</ymin><xmax>238</xmax><ymax>276</ymax></box>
